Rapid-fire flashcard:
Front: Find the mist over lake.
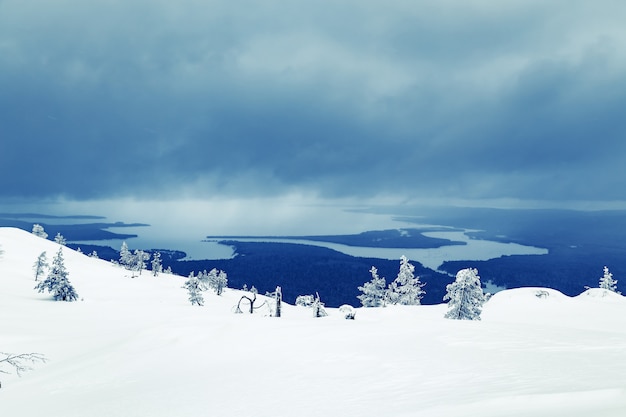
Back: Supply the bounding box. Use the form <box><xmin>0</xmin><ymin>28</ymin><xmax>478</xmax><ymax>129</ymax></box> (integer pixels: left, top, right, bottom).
<box><xmin>3</xmin><ymin>199</ymin><xmax>547</xmax><ymax>269</ymax></box>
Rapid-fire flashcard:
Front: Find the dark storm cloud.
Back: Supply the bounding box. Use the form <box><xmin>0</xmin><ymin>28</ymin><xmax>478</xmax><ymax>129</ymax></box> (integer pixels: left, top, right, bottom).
<box><xmin>1</xmin><ymin>0</ymin><xmax>626</xmax><ymax>203</ymax></box>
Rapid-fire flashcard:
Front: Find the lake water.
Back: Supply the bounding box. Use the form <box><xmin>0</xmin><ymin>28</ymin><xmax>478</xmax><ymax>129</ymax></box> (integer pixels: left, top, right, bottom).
<box><xmin>204</xmin><ymin>230</ymin><xmax>548</xmax><ymax>272</ymax></box>
<box><xmin>4</xmin><ymin>198</ymin><xmax>548</xmax><ymax>271</ymax></box>
<box><xmin>74</xmin><ymin>228</ymin><xmax>547</xmax><ymax>273</ymax></box>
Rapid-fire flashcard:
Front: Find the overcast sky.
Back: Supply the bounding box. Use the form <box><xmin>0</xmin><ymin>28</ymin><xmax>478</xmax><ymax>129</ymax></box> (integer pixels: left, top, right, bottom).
<box><xmin>2</xmin><ymin>0</ymin><xmax>626</xmax><ymax>208</ymax></box>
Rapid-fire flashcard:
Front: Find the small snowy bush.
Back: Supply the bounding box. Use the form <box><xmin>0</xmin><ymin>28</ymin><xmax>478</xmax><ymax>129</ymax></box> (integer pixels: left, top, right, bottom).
<box><xmin>339</xmin><ymin>304</ymin><xmax>356</xmax><ymax>320</ymax></box>
<box><xmin>296</xmin><ymin>294</ymin><xmax>315</xmax><ymax>307</ymax></box>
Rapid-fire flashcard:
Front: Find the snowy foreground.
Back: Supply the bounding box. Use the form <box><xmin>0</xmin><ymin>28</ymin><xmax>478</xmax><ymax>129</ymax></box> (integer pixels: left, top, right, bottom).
<box><xmin>1</xmin><ymin>227</ymin><xmax>626</xmax><ymax>417</ymax></box>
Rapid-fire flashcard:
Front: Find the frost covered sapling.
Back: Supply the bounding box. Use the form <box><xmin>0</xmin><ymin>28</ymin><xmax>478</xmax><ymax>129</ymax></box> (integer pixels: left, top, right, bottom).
<box><xmin>151</xmin><ymin>252</ymin><xmax>162</xmax><ymax>276</ymax></box>
<box><xmin>54</xmin><ymin>233</ymin><xmax>66</xmax><ymax>246</ymax></box>
<box><xmin>183</xmin><ymin>273</ymin><xmax>204</xmax><ymax>306</ymax></box>
<box><xmin>131</xmin><ymin>250</ymin><xmax>150</xmax><ymax>276</ymax></box>
<box><xmin>33</xmin><ymin>251</ymin><xmax>49</xmax><ymax>281</ymax></box>
<box><xmin>34</xmin><ymin>248</ymin><xmax>79</xmax><ymax>302</ymax></box>
<box><xmin>444</xmin><ymin>268</ymin><xmax>486</xmax><ymax>320</ymax></box>
<box><xmin>31</xmin><ymin>224</ymin><xmax>48</xmax><ymax>239</ymax></box>
<box><xmin>387</xmin><ymin>255</ymin><xmax>425</xmax><ymax>305</ymax></box>
<box><xmin>119</xmin><ymin>242</ymin><xmax>133</xmax><ymax>269</ymax></box>
<box><xmin>599</xmin><ymin>266</ymin><xmax>619</xmax><ymax>293</ymax></box>
<box><xmin>357</xmin><ymin>266</ymin><xmax>387</xmax><ymax>307</ymax></box>
<box><xmin>312</xmin><ymin>293</ymin><xmax>328</xmax><ymax>318</ymax></box>
<box><xmin>266</xmin><ymin>286</ymin><xmax>283</xmax><ymax>317</ymax></box>
<box><xmin>295</xmin><ymin>294</ymin><xmax>315</xmax><ymax>307</ymax></box>
<box><xmin>198</xmin><ymin>268</ymin><xmax>228</xmax><ymax>295</ymax></box>
<box><xmin>209</xmin><ymin>268</ymin><xmax>228</xmax><ymax>295</ymax></box>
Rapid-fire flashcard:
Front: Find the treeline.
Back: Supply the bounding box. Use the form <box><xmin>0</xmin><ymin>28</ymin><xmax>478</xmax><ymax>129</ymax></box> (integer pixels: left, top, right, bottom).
<box><xmin>174</xmin><ymin>241</ymin><xmax>451</xmax><ymax>307</ymax></box>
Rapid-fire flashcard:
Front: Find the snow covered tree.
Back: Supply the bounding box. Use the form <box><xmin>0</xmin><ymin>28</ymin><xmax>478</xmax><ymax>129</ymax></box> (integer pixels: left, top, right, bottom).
<box><xmin>35</xmin><ymin>249</ymin><xmax>66</xmax><ymax>294</ymax></box>
<box><xmin>33</xmin><ymin>252</ymin><xmax>49</xmax><ymax>281</ymax></box>
<box><xmin>210</xmin><ymin>269</ymin><xmax>228</xmax><ymax>295</ymax></box>
<box><xmin>234</xmin><ymin>291</ymin><xmax>259</xmax><ymax>314</ymax></box>
<box><xmin>599</xmin><ymin>266</ymin><xmax>619</xmax><ymax>293</ymax></box>
<box><xmin>273</xmin><ymin>286</ymin><xmax>282</xmax><ymax>317</ymax></box>
<box><xmin>387</xmin><ymin>255</ymin><xmax>425</xmax><ymax>305</ymax></box>
<box><xmin>311</xmin><ymin>293</ymin><xmax>328</xmax><ymax>318</ymax></box>
<box><xmin>295</xmin><ymin>294</ymin><xmax>315</xmax><ymax>307</ymax></box>
<box><xmin>444</xmin><ymin>268</ymin><xmax>486</xmax><ymax>320</ymax></box>
<box><xmin>198</xmin><ymin>268</ymin><xmax>228</xmax><ymax>295</ymax></box>
<box><xmin>54</xmin><ymin>233</ymin><xmax>66</xmax><ymax>246</ymax></box>
<box><xmin>195</xmin><ymin>270</ymin><xmax>208</xmax><ymax>290</ymax></box>
<box><xmin>130</xmin><ymin>250</ymin><xmax>150</xmax><ymax>276</ymax></box>
<box><xmin>263</xmin><ymin>286</ymin><xmax>283</xmax><ymax>317</ymax></box>
<box><xmin>31</xmin><ymin>224</ymin><xmax>47</xmax><ymax>239</ymax></box>
<box><xmin>52</xmin><ymin>274</ymin><xmax>80</xmax><ymax>302</ymax></box>
<box><xmin>151</xmin><ymin>252</ymin><xmax>162</xmax><ymax>276</ymax></box>
<box><xmin>88</xmin><ymin>250</ymin><xmax>99</xmax><ymax>259</ymax></box>
<box><xmin>357</xmin><ymin>266</ymin><xmax>387</xmax><ymax>307</ymax></box>
<box><xmin>35</xmin><ymin>248</ymin><xmax>79</xmax><ymax>302</ymax></box>
<box><xmin>119</xmin><ymin>242</ymin><xmax>133</xmax><ymax>269</ymax></box>
<box><xmin>183</xmin><ymin>273</ymin><xmax>204</xmax><ymax>306</ymax></box>
<box><xmin>339</xmin><ymin>304</ymin><xmax>356</xmax><ymax>319</ymax></box>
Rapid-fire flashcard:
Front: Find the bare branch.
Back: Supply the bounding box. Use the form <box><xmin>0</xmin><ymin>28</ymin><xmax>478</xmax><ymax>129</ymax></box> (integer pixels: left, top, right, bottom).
<box><xmin>0</xmin><ymin>352</ymin><xmax>47</xmax><ymax>377</ymax></box>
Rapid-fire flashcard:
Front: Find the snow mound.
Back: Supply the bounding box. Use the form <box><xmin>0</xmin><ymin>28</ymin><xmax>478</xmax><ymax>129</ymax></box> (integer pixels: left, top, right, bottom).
<box><xmin>577</xmin><ymin>287</ymin><xmax>625</xmax><ymax>302</ymax></box>
<box><xmin>488</xmin><ymin>286</ymin><xmax>569</xmax><ymax>302</ymax></box>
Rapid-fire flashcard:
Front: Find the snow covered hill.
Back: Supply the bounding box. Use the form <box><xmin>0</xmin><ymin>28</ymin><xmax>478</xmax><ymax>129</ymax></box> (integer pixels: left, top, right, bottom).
<box><xmin>1</xmin><ymin>227</ymin><xmax>625</xmax><ymax>417</ymax></box>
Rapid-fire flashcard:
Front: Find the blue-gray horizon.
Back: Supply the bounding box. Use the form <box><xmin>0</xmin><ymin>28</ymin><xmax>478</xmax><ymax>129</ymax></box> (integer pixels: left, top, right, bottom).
<box><xmin>1</xmin><ymin>0</ymin><xmax>626</xmax><ymax>207</ymax></box>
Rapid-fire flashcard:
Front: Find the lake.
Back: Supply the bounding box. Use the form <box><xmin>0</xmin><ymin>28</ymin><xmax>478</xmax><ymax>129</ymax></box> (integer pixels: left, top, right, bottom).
<box><xmin>204</xmin><ymin>229</ymin><xmax>548</xmax><ymax>272</ymax></box>
<box><xmin>2</xmin><ymin>198</ymin><xmax>548</xmax><ymax>271</ymax></box>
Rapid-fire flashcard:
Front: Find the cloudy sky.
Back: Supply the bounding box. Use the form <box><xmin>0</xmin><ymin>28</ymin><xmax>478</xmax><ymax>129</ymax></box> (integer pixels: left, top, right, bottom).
<box><xmin>2</xmin><ymin>0</ymin><xmax>626</xmax><ymax>208</ymax></box>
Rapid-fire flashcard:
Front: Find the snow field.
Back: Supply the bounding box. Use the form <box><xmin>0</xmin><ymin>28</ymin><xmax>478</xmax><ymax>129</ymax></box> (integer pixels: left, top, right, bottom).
<box><xmin>1</xmin><ymin>227</ymin><xmax>626</xmax><ymax>417</ymax></box>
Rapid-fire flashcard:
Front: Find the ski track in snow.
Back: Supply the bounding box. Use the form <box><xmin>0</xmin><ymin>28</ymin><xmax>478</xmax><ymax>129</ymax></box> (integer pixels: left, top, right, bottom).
<box><xmin>1</xmin><ymin>227</ymin><xmax>625</xmax><ymax>417</ymax></box>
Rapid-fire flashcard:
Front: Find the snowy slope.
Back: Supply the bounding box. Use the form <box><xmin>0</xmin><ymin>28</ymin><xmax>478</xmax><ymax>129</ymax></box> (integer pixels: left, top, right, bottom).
<box><xmin>1</xmin><ymin>227</ymin><xmax>625</xmax><ymax>417</ymax></box>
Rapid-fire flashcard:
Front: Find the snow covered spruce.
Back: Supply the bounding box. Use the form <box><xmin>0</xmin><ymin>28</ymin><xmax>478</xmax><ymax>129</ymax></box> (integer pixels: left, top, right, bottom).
<box><xmin>357</xmin><ymin>257</ymin><xmax>486</xmax><ymax>320</ymax></box>
<box><xmin>357</xmin><ymin>255</ymin><xmax>425</xmax><ymax>307</ymax></box>
<box><xmin>33</xmin><ymin>251</ymin><xmax>48</xmax><ymax>281</ymax></box>
<box><xmin>183</xmin><ymin>273</ymin><xmax>205</xmax><ymax>306</ymax></box>
<box><xmin>443</xmin><ymin>267</ymin><xmax>487</xmax><ymax>320</ymax></box>
<box><xmin>183</xmin><ymin>268</ymin><xmax>228</xmax><ymax>306</ymax></box>
<box><xmin>31</xmin><ymin>223</ymin><xmax>48</xmax><ymax>239</ymax></box>
<box><xmin>599</xmin><ymin>265</ymin><xmax>619</xmax><ymax>293</ymax></box>
<box><xmin>118</xmin><ymin>241</ymin><xmax>162</xmax><ymax>278</ymax></box>
<box><xmin>34</xmin><ymin>247</ymin><xmax>79</xmax><ymax>302</ymax></box>
<box><xmin>357</xmin><ymin>266</ymin><xmax>387</xmax><ymax>307</ymax></box>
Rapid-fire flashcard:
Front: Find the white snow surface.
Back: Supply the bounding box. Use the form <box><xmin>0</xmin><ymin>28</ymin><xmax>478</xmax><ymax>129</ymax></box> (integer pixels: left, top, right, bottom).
<box><xmin>1</xmin><ymin>227</ymin><xmax>625</xmax><ymax>417</ymax></box>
